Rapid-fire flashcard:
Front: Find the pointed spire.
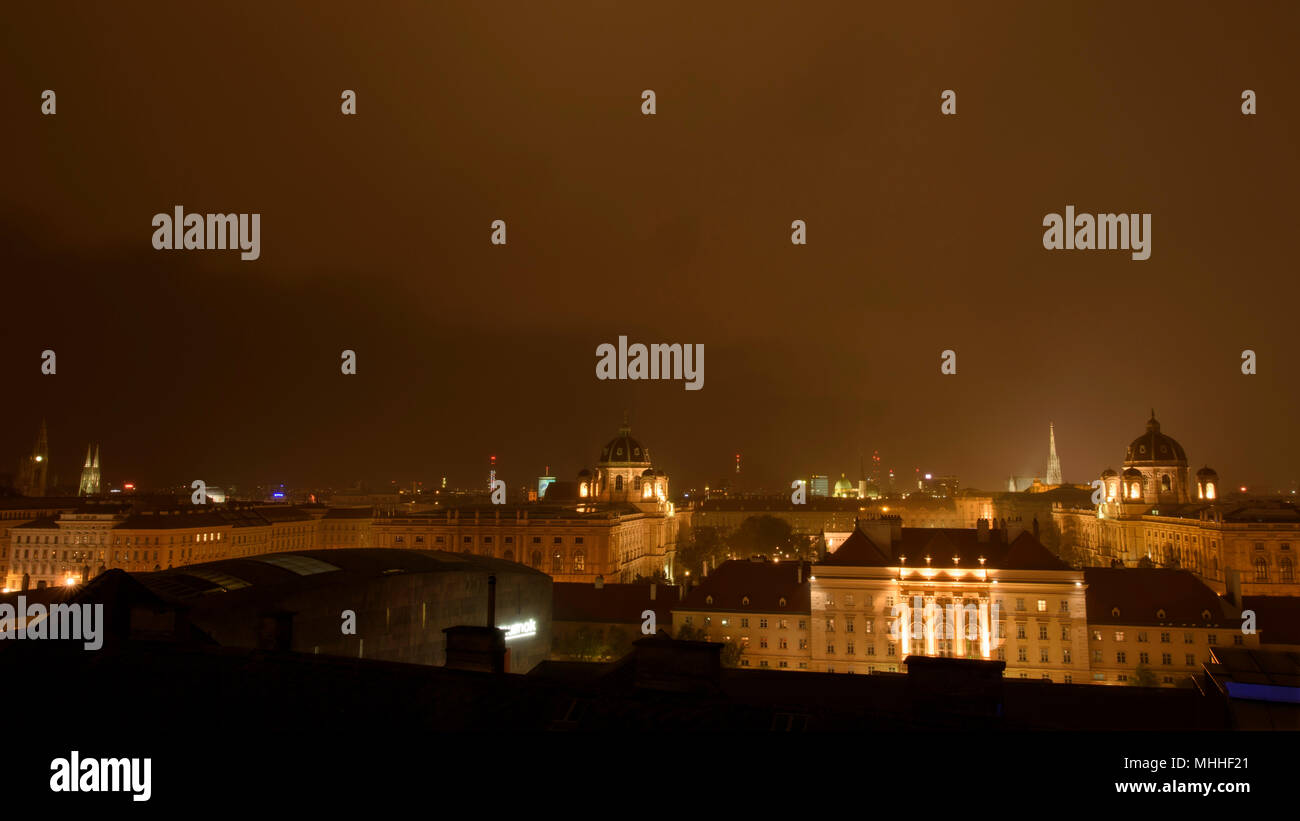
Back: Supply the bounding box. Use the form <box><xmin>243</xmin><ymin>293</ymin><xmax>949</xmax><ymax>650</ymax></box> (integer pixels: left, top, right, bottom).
<box><xmin>619</xmin><ymin>410</ymin><xmax>631</xmax><ymax>436</ymax></box>
<box><xmin>1046</xmin><ymin>422</ymin><xmax>1062</xmax><ymax>486</ymax></box>
<box><xmin>83</xmin><ymin>445</ymin><xmax>92</xmax><ymax>468</ymax></box>
<box><xmin>93</xmin><ymin>445</ymin><xmax>100</xmax><ymax>469</ymax></box>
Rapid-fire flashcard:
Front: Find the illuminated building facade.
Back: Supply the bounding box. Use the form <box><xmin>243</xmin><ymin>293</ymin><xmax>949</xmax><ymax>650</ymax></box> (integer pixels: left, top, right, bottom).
<box><xmin>673</xmin><ymin>559</ymin><xmax>812</xmax><ymax>671</ymax></box>
<box><xmin>810</xmin><ymin>517</ymin><xmax>1088</xmax><ymax>681</ymax></box>
<box><xmin>1054</xmin><ymin>412</ymin><xmax>1300</xmax><ymax>597</ymax></box>
<box><xmin>373</xmin><ymin>505</ymin><xmax>680</xmax><ymax>583</ymax></box>
<box><xmin>77</xmin><ymin>445</ymin><xmax>101</xmax><ymax>497</ymax></box>
<box><xmin>1082</xmin><ymin>567</ymin><xmax>1258</xmax><ymax>685</ymax></box>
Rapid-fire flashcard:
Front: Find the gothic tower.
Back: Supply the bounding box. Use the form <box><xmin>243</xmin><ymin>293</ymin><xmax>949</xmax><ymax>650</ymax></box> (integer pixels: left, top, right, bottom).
<box><xmin>17</xmin><ymin>420</ymin><xmax>49</xmax><ymax>497</ymax></box>
<box><xmin>78</xmin><ymin>444</ymin><xmax>101</xmax><ymax>496</ymax></box>
<box><xmin>1046</xmin><ymin>423</ymin><xmax>1062</xmax><ymax>486</ymax></box>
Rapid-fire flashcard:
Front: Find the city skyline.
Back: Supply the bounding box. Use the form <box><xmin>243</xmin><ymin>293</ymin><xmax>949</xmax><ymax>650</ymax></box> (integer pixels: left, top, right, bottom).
<box><xmin>5</xmin><ymin>411</ymin><xmax>1293</xmax><ymax>497</ymax></box>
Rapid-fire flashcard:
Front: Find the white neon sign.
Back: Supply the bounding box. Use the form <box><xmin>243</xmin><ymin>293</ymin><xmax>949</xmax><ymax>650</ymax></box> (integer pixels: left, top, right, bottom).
<box><xmin>500</xmin><ymin>619</ymin><xmax>537</xmax><ymax>641</ymax></box>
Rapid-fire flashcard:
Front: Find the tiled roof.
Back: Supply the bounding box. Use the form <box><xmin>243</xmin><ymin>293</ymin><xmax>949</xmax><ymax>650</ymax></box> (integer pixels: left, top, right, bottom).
<box><xmin>821</xmin><ymin>527</ymin><xmax>1069</xmax><ymax>571</ymax></box>
<box><xmin>1084</xmin><ymin>568</ymin><xmax>1241</xmax><ymax>627</ymax></box>
<box><xmin>676</xmin><ymin>560</ymin><xmax>810</xmax><ymax>614</ymax></box>
<box><xmin>553</xmin><ymin>582</ymin><xmax>675</xmax><ymax>626</ymax></box>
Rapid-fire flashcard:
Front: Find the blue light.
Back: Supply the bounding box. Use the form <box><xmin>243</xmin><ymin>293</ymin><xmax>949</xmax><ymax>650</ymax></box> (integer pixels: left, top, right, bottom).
<box><xmin>272</xmin><ymin>492</ymin><xmax>285</xmax><ymax>499</ymax></box>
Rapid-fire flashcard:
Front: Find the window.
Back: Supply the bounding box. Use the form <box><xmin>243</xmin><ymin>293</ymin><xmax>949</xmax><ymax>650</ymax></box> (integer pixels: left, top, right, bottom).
<box><xmin>887</xmin><ymin>644</ymin><xmax>896</xmax><ymax>657</ymax></box>
<box><xmin>551</xmin><ymin>551</ymin><xmax>563</xmax><ymax>572</ymax></box>
<box><xmin>1282</xmin><ymin>558</ymin><xmax>1295</xmax><ymax>583</ymax></box>
<box><xmin>1093</xmin><ymin>673</ymin><xmax>1105</xmax><ymax>681</ymax></box>
<box><xmin>846</xmin><ymin>619</ymin><xmax>855</xmax><ymax>633</ymax></box>
<box><xmin>1061</xmin><ymin>625</ymin><xmax>1070</xmax><ymax>641</ymax></box>
<box><xmin>1092</xmin><ymin>630</ymin><xmax>1102</xmax><ymax>641</ymax></box>
<box><xmin>1114</xmin><ymin>631</ymin><xmax>1125</xmax><ymax>642</ymax></box>
<box><xmin>504</xmin><ymin>536</ymin><xmax>513</xmax><ymax>544</ymax></box>
<box><xmin>1017</xmin><ymin>648</ymin><xmax>1027</xmax><ymax>662</ymax></box>
<box><xmin>530</xmin><ymin>550</ymin><xmax>541</xmax><ymax>567</ymax></box>
<box><xmin>799</xmin><ymin>639</ymin><xmax>808</xmax><ymax>650</ymax></box>
<box><xmin>760</xmin><ymin>637</ymin><xmax>768</xmax><ymax>648</ymax></box>
<box><xmin>1233</xmin><ymin>635</ymin><xmax>1243</xmax><ymax>645</ymax></box>
<box><xmin>1117</xmin><ymin>674</ymin><xmax>1128</xmax><ymax>682</ymax></box>
<box><xmin>798</xmin><ymin>619</ymin><xmax>806</xmax><ymax>630</ymax></box>
<box><xmin>759</xmin><ymin>618</ymin><xmax>768</xmax><ymax>629</ymax></box>
<box><xmin>1037</xmin><ymin>600</ymin><xmax>1047</xmax><ymax>612</ymax></box>
<box><xmin>1139</xmin><ymin>652</ymin><xmax>1149</xmax><ymax>664</ymax></box>
<box><xmin>1016</xmin><ymin>624</ymin><xmax>1026</xmax><ymax>639</ymax></box>
<box><xmin>827</xmin><ymin>645</ymin><xmax>835</xmax><ymax>654</ymax></box>
<box><xmin>1137</xmin><ymin>632</ymin><xmax>1148</xmax><ymax>643</ymax></box>
<box><xmin>1064</xmin><ymin>674</ymin><xmax>1072</xmax><ymax>683</ymax></box>
<box><xmin>1255</xmin><ymin>557</ymin><xmax>1269</xmax><ymax>582</ymax></box>
<box><xmin>1184</xmin><ymin>632</ymin><xmax>1194</xmax><ymax>644</ymax></box>
<box><xmin>553</xmin><ymin>537</ymin><xmax>563</xmax><ymax>545</ymax></box>
<box><xmin>997</xmin><ymin>647</ymin><xmax>1006</xmax><ymax>661</ymax></box>
<box><xmin>532</xmin><ymin>536</ymin><xmax>541</xmax><ymax>544</ymax></box>
<box><xmin>740</xmin><ymin>618</ymin><xmax>749</xmax><ymax>628</ymax></box>
<box><xmin>1185</xmin><ymin>654</ymin><xmax>1195</xmax><ymax>665</ymax></box>
<box><xmin>865</xmin><ymin>644</ymin><xmax>873</xmax><ymax>655</ymax></box>
<box><xmin>779</xmin><ymin>618</ymin><xmax>788</xmax><ymax>630</ymax></box>
<box><xmin>846</xmin><ymin>642</ymin><xmax>855</xmax><ymax>655</ymax></box>
<box><xmin>1059</xmin><ymin>600</ymin><xmax>1069</xmax><ymax>613</ymax></box>
<box><xmin>1038</xmin><ymin>624</ymin><xmax>1048</xmax><ymax>640</ymax></box>
<box><xmin>1208</xmin><ymin>634</ymin><xmax>1217</xmax><ymax>645</ymax></box>
<box><xmin>826</xmin><ymin>618</ymin><xmax>835</xmax><ymax>632</ymax></box>
<box><xmin>483</xmin><ymin>536</ymin><xmax>493</xmax><ymax>545</ymax></box>
<box><xmin>1161</xmin><ymin>653</ymin><xmax>1172</xmax><ymax>665</ymax></box>
<box><xmin>1016</xmin><ymin>598</ymin><xmax>1025</xmax><ymax>611</ymax></box>
<box><xmin>574</xmin><ymin>537</ymin><xmax>583</xmax><ymax>545</ymax></box>
<box><xmin>825</xmin><ymin>595</ymin><xmax>835</xmax><ymax>607</ymax></box>
<box><xmin>1116</xmin><ymin>651</ymin><xmax>1127</xmax><ymax>663</ymax></box>
<box><xmin>1063</xmin><ymin>649</ymin><xmax>1072</xmax><ymax>664</ymax></box>
<box><xmin>1039</xmin><ymin>649</ymin><xmax>1048</xmax><ymax>663</ymax></box>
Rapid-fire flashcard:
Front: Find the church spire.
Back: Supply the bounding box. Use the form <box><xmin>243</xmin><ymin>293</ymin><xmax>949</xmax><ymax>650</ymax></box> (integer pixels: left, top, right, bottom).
<box><xmin>1046</xmin><ymin>423</ymin><xmax>1062</xmax><ymax>486</ymax></box>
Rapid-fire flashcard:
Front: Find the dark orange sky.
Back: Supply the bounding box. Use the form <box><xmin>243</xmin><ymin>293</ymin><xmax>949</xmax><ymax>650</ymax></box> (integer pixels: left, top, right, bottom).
<box><xmin>2</xmin><ymin>1</ymin><xmax>1297</xmax><ymax>493</ymax></box>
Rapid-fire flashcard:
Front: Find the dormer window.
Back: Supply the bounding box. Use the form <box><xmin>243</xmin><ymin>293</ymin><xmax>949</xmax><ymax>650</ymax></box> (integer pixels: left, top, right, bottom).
<box><xmin>1201</xmin><ymin>609</ymin><xmax>1212</xmax><ymax>621</ymax></box>
<box><xmin>779</xmin><ymin>597</ymin><xmax>787</xmax><ymax>607</ymax></box>
<box><xmin>1111</xmin><ymin>607</ymin><xmax>1121</xmax><ymax>618</ymax></box>
<box><xmin>1156</xmin><ymin>608</ymin><xmax>1166</xmax><ymax>620</ymax></box>
<box><xmin>705</xmin><ymin>595</ymin><xmax>713</xmax><ymax>605</ymax></box>
<box><xmin>741</xmin><ymin>596</ymin><xmax>750</xmax><ymax>607</ymax></box>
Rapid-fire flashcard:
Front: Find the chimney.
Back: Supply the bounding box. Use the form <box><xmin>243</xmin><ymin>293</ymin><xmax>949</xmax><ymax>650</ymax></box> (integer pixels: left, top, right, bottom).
<box><xmin>595</xmin><ymin>575</ymin><xmax>604</xmax><ymax>590</ymax></box>
<box><xmin>797</xmin><ymin>564</ymin><xmax>802</xmax><ymax>584</ymax></box>
<box><xmin>976</xmin><ymin>519</ymin><xmax>990</xmax><ymax>542</ymax></box>
<box><xmin>649</xmin><ymin>583</ymin><xmax>656</xmax><ymax>600</ymax></box>
<box><xmin>443</xmin><ymin>574</ymin><xmax>506</xmax><ymax>674</ymax></box>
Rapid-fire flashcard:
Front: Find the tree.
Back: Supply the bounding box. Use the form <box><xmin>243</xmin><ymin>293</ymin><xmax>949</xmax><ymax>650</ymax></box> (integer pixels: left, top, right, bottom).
<box><xmin>1129</xmin><ymin>664</ymin><xmax>1158</xmax><ymax>687</ymax></box>
<box><xmin>675</xmin><ymin>526</ymin><xmax>726</xmax><ymax>578</ymax></box>
<box><xmin>729</xmin><ymin>515</ymin><xmax>796</xmax><ymax>559</ymax></box>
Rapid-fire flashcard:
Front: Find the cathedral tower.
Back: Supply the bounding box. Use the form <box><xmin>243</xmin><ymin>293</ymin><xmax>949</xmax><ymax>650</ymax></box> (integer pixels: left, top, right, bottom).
<box><xmin>1046</xmin><ymin>423</ymin><xmax>1062</xmax><ymax>486</ymax></box>
<box><xmin>16</xmin><ymin>421</ymin><xmax>49</xmax><ymax>497</ymax></box>
<box><xmin>78</xmin><ymin>444</ymin><xmax>101</xmax><ymax>496</ymax></box>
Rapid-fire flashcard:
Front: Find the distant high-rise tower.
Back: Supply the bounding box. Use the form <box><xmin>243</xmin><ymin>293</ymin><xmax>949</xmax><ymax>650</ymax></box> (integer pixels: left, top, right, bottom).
<box><xmin>1046</xmin><ymin>423</ymin><xmax>1062</xmax><ymax>486</ymax></box>
<box><xmin>17</xmin><ymin>420</ymin><xmax>50</xmax><ymax>497</ymax></box>
<box><xmin>78</xmin><ymin>444</ymin><xmax>101</xmax><ymax>496</ymax></box>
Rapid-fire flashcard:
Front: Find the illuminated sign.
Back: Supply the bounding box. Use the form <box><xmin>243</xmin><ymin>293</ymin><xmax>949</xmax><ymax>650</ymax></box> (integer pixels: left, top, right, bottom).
<box><xmin>500</xmin><ymin>619</ymin><xmax>537</xmax><ymax>641</ymax></box>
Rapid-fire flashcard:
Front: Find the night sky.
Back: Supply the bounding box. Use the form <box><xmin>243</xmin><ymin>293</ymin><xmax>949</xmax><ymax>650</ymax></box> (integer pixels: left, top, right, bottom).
<box><xmin>3</xmin><ymin>2</ymin><xmax>1298</xmax><ymax>494</ymax></box>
